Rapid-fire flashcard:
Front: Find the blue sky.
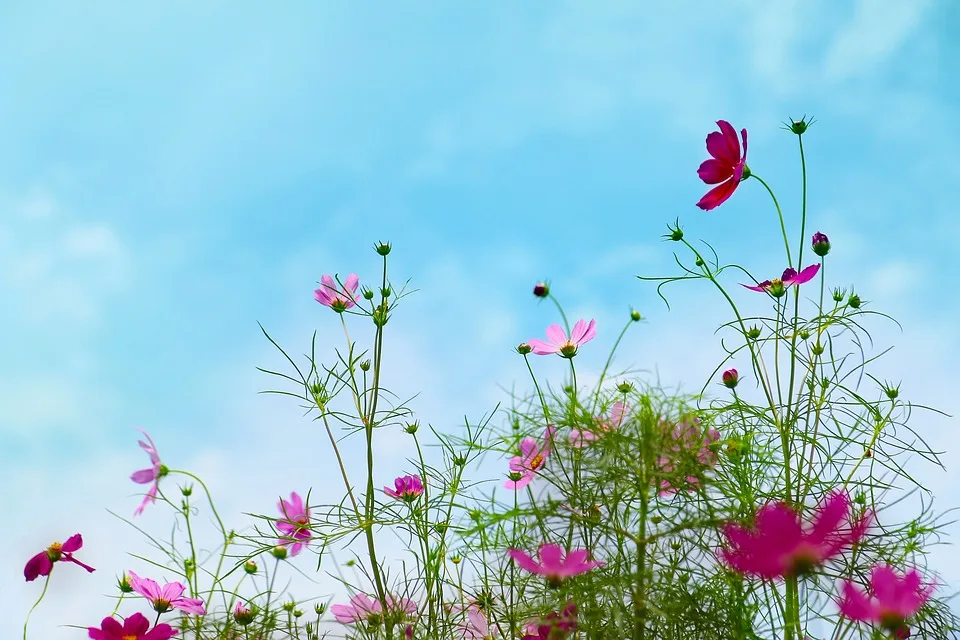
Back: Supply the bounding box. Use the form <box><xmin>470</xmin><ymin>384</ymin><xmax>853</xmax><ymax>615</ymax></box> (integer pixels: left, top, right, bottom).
<box><xmin>2</xmin><ymin>1</ymin><xmax>959</xmax><ymax>637</ymax></box>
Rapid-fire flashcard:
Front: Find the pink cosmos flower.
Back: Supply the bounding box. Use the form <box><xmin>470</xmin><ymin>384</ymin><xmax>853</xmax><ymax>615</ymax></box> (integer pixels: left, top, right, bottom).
<box><xmin>838</xmin><ymin>565</ymin><xmax>933</xmax><ymax>636</ymax></box>
<box><xmin>131</xmin><ymin>429</ymin><xmax>166</xmax><ymax>517</ymax></box>
<box><xmin>314</xmin><ymin>273</ymin><xmax>360</xmax><ymax>311</ymax></box>
<box><xmin>505</xmin><ymin>426</ymin><xmax>556</xmax><ymax>490</ymax></box>
<box><xmin>456</xmin><ymin>604</ymin><xmax>492</xmax><ymax>640</ymax></box>
<box><xmin>696</xmin><ymin>120</ymin><xmax>748</xmax><ymax>211</ymax></box>
<box><xmin>508</xmin><ymin>543</ymin><xmax>603</xmax><ymax>586</ymax></box>
<box><xmin>87</xmin><ymin>612</ymin><xmax>178</xmax><ymax>640</ymax></box>
<box><xmin>570</xmin><ymin>401</ymin><xmax>628</xmax><ymax>447</ymax></box>
<box><xmin>655</xmin><ymin>415</ymin><xmax>720</xmax><ymax>495</ymax></box>
<box><xmin>331</xmin><ymin>593</ymin><xmax>417</xmax><ymax>625</ymax></box>
<box><xmin>24</xmin><ymin>533</ymin><xmax>95</xmax><ymax>581</ymax></box>
<box><xmin>276</xmin><ymin>491</ymin><xmax>312</xmax><ymax>556</ymax></box>
<box><xmin>384</xmin><ymin>475</ymin><xmax>425</xmax><ymax>501</ymax></box>
<box><xmin>742</xmin><ymin>264</ymin><xmax>820</xmax><ymax>297</ymax></box>
<box><xmin>522</xmin><ymin>601</ymin><xmax>578</xmax><ymax>640</ymax></box>
<box><xmin>721</xmin><ymin>490</ymin><xmax>871</xmax><ymax>580</ymax></box>
<box><xmin>128</xmin><ymin>571</ymin><xmax>206</xmax><ymax>616</ymax></box>
<box><xmin>528</xmin><ymin>319</ymin><xmax>596</xmax><ymax>358</ymax></box>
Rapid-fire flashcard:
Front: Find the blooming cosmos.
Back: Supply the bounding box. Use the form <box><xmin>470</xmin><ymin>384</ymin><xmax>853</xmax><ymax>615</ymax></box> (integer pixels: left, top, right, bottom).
<box><xmin>131</xmin><ymin>429</ymin><xmax>167</xmax><ymax>516</ymax></box>
<box><xmin>656</xmin><ymin>416</ymin><xmax>721</xmax><ymax>495</ymax></box>
<box><xmin>456</xmin><ymin>604</ymin><xmax>492</xmax><ymax>640</ymax></box>
<box><xmin>721</xmin><ymin>491</ymin><xmax>871</xmax><ymax>580</ymax></box>
<box><xmin>505</xmin><ymin>426</ymin><xmax>556</xmax><ymax>490</ymax></box>
<box><xmin>384</xmin><ymin>475</ymin><xmax>425</xmax><ymax>501</ymax></box>
<box><xmin>838</xmin><ymin>565</ymin><xmax>933</xmax><ymax>636</ymax></box>
<box><xmin>314</xmin><ymin>273</ymin><xmax>360</xmax><ymax>311</ymax></box>
<box><xmin>742</xmin><ymin>264</ymin><xmax>820</xmax><ymax>297</ymax></box>
<box><xmin>24</xmin><ymin>533</ymin><xmax>95</xmax><ymax>581</ymax></box>
<box><xmin>508</xmin><ymin>543</ymin><xmax>603</xmax><ymax>586</ymax></box>
<box><xmin>528</xmin><ymin>319</ymin><xmax>596</xmax><ymax>358</ymax></box>
<box><xmin>696</xmin><ymin>120</ymin><xmax>748</xmax><ymax>211</ymax></box>
<box><xmin>570</xmin><ymin>401</ymin><xmax>628</xmax><ymax>447</ymax></box>
<box><xmin>276</xmin><ymin>491</ymin><xmax>312</xmax><ymax>556</ymax></box>
<box><xmin>330</xmin><ymin>593</ymin><xmax>417</xmax><ymax>625</ymax></box>
<box><xmin>87</xmin><ymin>612</ymin><xmax>177</xmax><ymax>640</ymax></box>
<box><xmin>522</xmin><ymin>600</ymin><xmax>578</xmax><ymax>640</ymax></box>
<box><xmin>128</xmin><ymin>571</ymin><xmax>206</xmax><ymax>615</ymax></box>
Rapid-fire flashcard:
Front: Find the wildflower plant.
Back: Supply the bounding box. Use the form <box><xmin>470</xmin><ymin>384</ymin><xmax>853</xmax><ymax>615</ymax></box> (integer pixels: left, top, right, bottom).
<box><xmin>19</xmin><ymin>122</ymin><xmax>959</xmax><ymax>640</ymax></box>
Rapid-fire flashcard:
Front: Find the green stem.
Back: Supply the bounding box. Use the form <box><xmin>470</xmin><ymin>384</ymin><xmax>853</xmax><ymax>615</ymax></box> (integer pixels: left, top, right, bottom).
<box><xmin>23</xmin><ymin>573</ymin><xmax>50</xmax><ymax>640</ymax></box>
<box><xmin>752</xmin><ymin>174</ymin><xmax>793</xmax><ymax>268</ymax></box>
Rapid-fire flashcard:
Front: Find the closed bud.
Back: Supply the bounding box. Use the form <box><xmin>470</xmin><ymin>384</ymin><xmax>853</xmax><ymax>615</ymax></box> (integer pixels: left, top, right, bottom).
<box><xmin>453</xmin><ymin>454</ymin><xmax>467</xmax><ymax>466</ymax></box>
<box><xmin>665</xmin><ymin>220</ymin><xmax>684</xmax><ymax>242</ymax></box>
<box><xmin>508</xmin><ymin>471</ymin><xmax>523</xmax><ymax>482</ymax></box>
<box><xmin>695</xmin><ymin>257</ymin><xmax>704</xmax><ymax>267</ymax></box>
<box><xmin>362</xmin><ymin>287</ymin><xmax>375</xmax><ymax>300</ymax></box>
<box><xmin>617</xmin><ymin>381</ymin><xmax>633</xmax><ymax>394</ymax></box>
<box><xmin>315</xmin><ymin>603</ymin><xmax>327</xmax><ymax>615</ymax></box>
<box><xmin>650</xmin><ymin>515</ymin><xmax>663</xmax><ymax>525</ymax></box>
<box><xmin>516</xmin><ymin>343</ymin><xmax>532</xmax><ymax>355</ymax></box>
<box><xmin>118</xmin><ymin>573</ymin><xmax>134</xmax><ymax>593</ymax></box>
<box><xmin>294</xmin><ymin>609</ymin><xmax>304</xmax><ymax>618</ymax></box>
<box><xmin>854</xmin><ymin>492</ymin><xmax>867</xmax><ymax>505</ymax></box>
<box><xmin>375</xmin><ymin>241</ymin><xmax>392</xmax><ymax>256</ymax></box>
<box><xmin>799</xmin><ymin>329</ymin><xmax>810</xmax><ymax>340</ymax></box>
<box><xmin>721</xmin><ymin>368</ymin><xmax>739</xmax><ymax>389</ymax></box>
<box><xmin>533</xmin><ymin>282</ymin><xmax>549</xmax><ymax>298</ymax></box>
<box><xmin>359</xmin><ymin>359</ymin><xmax>371</xmax><ymax>371</ymax></box>
<box><xmin>244</xmin><ymin>560</ymin><xmax>258</xmax><ymax>574</ymax></box>
<box><xmin>451</xmin><ymin>556</ymin><xmax>461</xmax><ymax>565</ymax></box>
<box><xmin>181</xmin><ymin>483</ymin><xmax>193</xmax><ymax>497</ymax></box>
<box><xmin>283</xmin><ymin>601</ymin><xmax>296</xmax><ymax>613</ymax></box>
<box><xmin>405</xmin><ymin>421</ymin><xmax>419</xmax><ymax>434</ymax></box>
<box><xmin>848</xmin><ymin>293</ymin><xmax>862</xmax><ymax>309</ymax></box>
<box><xmin>271</xmin><ymin>545</ymin><xmax>288</xmax><ymax>560</ymax></box>
<box><xmin>811</xmin><ymin>342</ymin><xmax>824</xmax><ymax>356</ymax></box>
<box><xmin>786</xmin><ymin>116</ymin><xmax>813</xmax><ymax>135</ymax></box>
<box><xmin>630</xmin><ymin>310</ymin><xmax>642</xmax><ymax>322</ymax></box>
<box><xmin>811</xmin><ymin>231</ymin><xmax>831</xmax><ymax>257</ymax></box>
<box><xmin>746</xmin><ymin>325</ymin><xmax>762</xmax><ymax>340</ymax></box>
<box><xmin>380</xmin><ymin>286</ymin><xmax>391</xmax><ymax>298</ymax></box>
<box><xmin>832</xmin><ymin>287</ymin><xmax>846</xmax><ymax>302</ymax></box>
<box><xmin>884</xmin><ymin>383</ymin><xmax>900</xmax><ymax>400</ymax></box>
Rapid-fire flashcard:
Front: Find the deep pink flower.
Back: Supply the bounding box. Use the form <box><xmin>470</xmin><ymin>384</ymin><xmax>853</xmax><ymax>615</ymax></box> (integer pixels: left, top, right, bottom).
<box><xmin>276</xmin><ymin>491</ymin><xmax>312</xmax><ymax>556</ymax></box>
<box><xmin>88</xmin><ymin>612</ymin><xmax>178</xmax><ymax>640</ymax></box>
<box><xmin>24</xmin><ymin>533</ymin><xmax>95</xmax><ymax>581</ymax></box>
<box><xmin>457</xmin><ymin>604</ymin><xmax>491</xmax><ymax>640</ymax></box>
<box><xmin>838</xmin><ymin>565</ymin><xmax>933</xmax><ymax>635</ymax></box>
<box><xmin>721</xmin><ymin>491</ymin><xmax>871</xmax><ymax>580</ymax></box>
<box><xmin>331</xmin><ymin>593</ymin><xmax>417</xmax><ymax>625</ymax></box>
<box><xmin>384</xmin><ymin>475</ymin><xmax>425</xmax><ymax>501</ymax></box>
<box><xmin>522</xmin><ymin>601</ymin><xmax>578</xmax><ymax>640</ymax></box>
<box><xmin>570</xmin><ymin>401</ymin><xmax>628</xmax><ymax>447</ymax></box>
<box><xmin>696</xmin><ymin>120</ymin><xmax>748</xmax><ymax>211</ymax></box>
<box><xmin>656</xmin><ymin>416</ymin><xmax>720</xmax><ymax>495</ymax></box>
<box><xmin>528</xmin><ymin>319</ymin><xmax>596</xmax><ymax>358</ymax></box>
<box><xmin>314</xmin><ymin>273</ymin><xmax>360</xmax><ymax>312</ymax></box>
<box><xmin>131</xmin><ymin>429</ymin><xmax>167</xmax><ymax>517</ymax></box>
<box><xmin>742</xmin><ymin>264</ymin><xmax>820</xmax><ymax>297</ymax></box>
<box><xmin>508</xmin><ymin>543</ymin><xmax>603</xmax><ymax>586</ymax></box>
<box><xmin>505</xmin><ymin>426</ymin><xmax>556</xmax><ymax>490</ymax></box>
<box><xmin>128</xmin><ymin>571</ymin><xmax>206</xmax><ymax>616</ymax></box>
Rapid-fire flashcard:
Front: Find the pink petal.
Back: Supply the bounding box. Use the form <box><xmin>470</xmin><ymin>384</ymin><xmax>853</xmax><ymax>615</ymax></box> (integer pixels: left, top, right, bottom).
<box><xmin>838</xmin><ymin>580</ymin><xmax>877</xmax><ymax>623</ymax></box>
<box><xmin>697</xmin><ymin>158</ymin><xmax>734</xmax><ymax>184</ymax></box>
<box><xmin>540</xmin><ymin>425</ymin><xmax>557</xmax><ymax>456</ymax></box>
<box><xmin>130</xmin><ymin>467</ymin><xmax>158</xmax><ymax>484</ymax></box>
<box><xmin>537</xmin><ymin>543</ymin><xmax>565</xmax><ymax>573</ymax></box>
<box><xmin>343</xmin><ymin>273</ymin><xmax>360</xmax><ymax>294</ymax></box>
<box><xmin>518</xmin><ymin>437</ymin><xmax>539</xmax><ymax>459</ymax></box>
<box><xmin>570</xmin><ymin>319</ymin><xmax>596</xmax><ymax>346</ymax></box>
<box><xmin>61</xmin><ymin>533</ymin><xmax>83</xmax><ymax>552</ymax></box>
<box><xmin>23</xmin><ymin>551</ymin><xmax>52</xmax><ymax>581</ymax></box>
<box><xmin>504</xmin><ymin>472</ymin><xmax>533</xmax><ymax>490</ymax></box>
<box><xmin>508</xmin><ymin>548</ymin><xmax>543</xmax><ymax>575</ymax></box>
<box><xmin>807</xmin><ymin>491</ymin><xmax>850</xmax><ymax>546</ymax></box>
<box><xmin>159</xmin><ymin>581</ymin><xmax>186</xmax><ymax>602</ymax></box>
<box><xmin>787</xmin><ymin>263</ymin><xmax>820</xmax><ymax>286</ymax></box>
<box><xmin>741</xmin><ymin>280</ymin><xmax>770</xmax><ymax>292</ymax></box>
<box><xmin>544</xmin><ymin>324</ymin><xmax>568</xmax><ymax>347</ymax></box>
<box><xmin>527</xmin><ymin>338</ymin><xmax>559</xmax><ymax>355</ymax></box>
<box><xmin>696</xmin><ymin>178</ymin><xmax>739</xmax><ymax>211</ymax></box>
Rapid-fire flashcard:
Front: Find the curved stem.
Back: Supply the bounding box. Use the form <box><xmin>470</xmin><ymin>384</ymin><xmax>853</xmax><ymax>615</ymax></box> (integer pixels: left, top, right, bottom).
<box><xmin>752</xmin><ymin>174</ymin><xmax>793</xmax><ymax>268</ymax></box>
<box><xmin>23</xmin><ymin>573</ymin><xmax>50</xmax><ymax>640</ymax></box>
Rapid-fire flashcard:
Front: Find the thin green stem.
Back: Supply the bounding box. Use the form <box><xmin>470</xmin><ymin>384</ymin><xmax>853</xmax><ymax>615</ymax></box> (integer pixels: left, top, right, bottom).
<box><xmin>752</xmin><ymin>174</ymin><xmax>793</xmax><ymax>268</ymax></box>
<box><xmin>23</xmin><ymin>573</ymin><xmax>50</xmax><ymax>640</ymax></box>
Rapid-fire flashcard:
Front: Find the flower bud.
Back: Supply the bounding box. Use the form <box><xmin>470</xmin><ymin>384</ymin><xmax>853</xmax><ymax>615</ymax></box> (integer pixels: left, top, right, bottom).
<box><xmin>118</xmin><ymin>573</ymin><xmax>134</xmax><ymax>593</ymax></box>
<box><xmin>811</xmin><ymin>231</ymin><xmax>830</xmax><ymax>257</ymax></box>
<box><xmin>375</xmin><ymin>241</ymin><xmax>392</xmax><ymax>256</ymax></box>
<box><xmin>630</xmin><ymin>310</ymin><xmax>642</xmax><ymax>322</ymax></box>
<box><xmin>516</xmin><ymin>343</ymin><xmax>532</xmax><ymax>355</ymax></box>
<box><xmin>533</xmin><ymin>282</ymin><xmax>549</xmax><ymax>298</ymax></box>
<box><xmin>380</xmin><ymin>286</ymin><xmax>391</xmax><ymax>298</ymax></box>
<box><xmin>799</xmin><ymin>329</ymin><xmax>810</xmax><ymax>340</ymax></box>
<box><xmin>787</xmin><ymin>116</ymin><xmax>812</xmax><ymax>136</ymax></box>
<box><xmin>721</xmin><ymin>368</ymin><xmax>739</xmax><ymax>389</ymax></box>
<box><xmin>234</xmin><ymin>602</ymin><xmax>256</xmax><ymax>626</ymax></box>
<box><xmin>650</xmin><ymin>515</ymin><xmax>663</xmax><ymax>525</ymax></box>
<box><xmin>508</xmin><ymin>471</ymin><xmax>523</xmax><ymax>482</ymax></box>
<box><xmin>854</xmin><ymin>492</ymin><xmax>866</xmax><ymax>505</ymax></box>
<box><xmin>832</xmin><ymin>287</ymin><xmax>845</xmax><ymax>302</ymax></box>
<box><xmin>453</xmin><ymin>454</ymin><xmax>467</xmax><ymax>466</ymax></box>
<box><xmin>362</xmin><ymin>287</ymin><xmax>375</xmax><ymax>300</ymax></box>
<box><xmin>617</xmin><ymin>381</ymin><xmax>633</xmax><ymax>394</ymax></box>
<box><xmin>315</xmin><ymin>603</ymin><xmax>327</xmax><ymax>615</ymax></box>
<box><xmin>884</xmin><ymin>383</ymin><xmax>900</xmax><ymax>400</ymax></box>
<box><xmin>746</xmin><ymin>325</ymin><xmax>761</xmax><ymax>340</ymax></box>
<box><xmin>271</xmin><ymin>545</ymin><xmax>288</xmax><ymax>560</ymax></box>
<box><xmin>450</xmin><ymin>556</ymin><xmax>462</xmax><ymax>565</ymax></box>
<box><xmin>294</xmin><ymin>609</ymin><xmax>304</xmax><ymax>618</ymax></box>
<box><xmin>244</xmin><ymin>560</ymin><xmax>258</xmax><ymax>574</ymax></box>
<box><xmin>811</xmin><ymin>342</ymin><xmax>824</xmax><ymax>356</ymax></box>
<box><xmin>848</xmin><ymin>293</ymin><xmax>862</xmax><ymax>309</ymax></box>
<box><xmin>283</xmin><ymin>601</ymin><xmax>296</xmax><ymax>612</ymax></box>
<box><xmin>666</xmin><ymin>221</ymin><xmax>684</xmax><ymax>242</ymax></box>
<box><xmin>360</xmin><ymin>359</ymin><xmax>371</xmax><ymax>372</ymax></box>
<box><xmin>404</xmin><ymin>421</ymin><xmax>419</xmax><ymax>434</ymax></box>
<box><xmin>181</xmin><ymin>483</ymin><xmax>193</xmax><ymax>497</ymax></box>
<box><xmin>695</xmin><ymin>257</ymin><xmax>704</xmax><ymax>267</ymax></box>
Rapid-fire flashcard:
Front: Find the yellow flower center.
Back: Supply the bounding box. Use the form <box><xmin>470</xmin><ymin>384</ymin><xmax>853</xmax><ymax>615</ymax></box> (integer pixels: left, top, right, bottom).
<box><xmin>530</xmin><ymin>454</ymin><xmax>545</xmax><ymax>470</ymax></box>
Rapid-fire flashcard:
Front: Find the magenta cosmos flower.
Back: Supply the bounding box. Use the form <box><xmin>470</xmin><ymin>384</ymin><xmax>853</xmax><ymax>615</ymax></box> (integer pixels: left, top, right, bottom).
<box><xmin>696</xmin><ymin>120</ymin><xmax>748</xmax><ymax>211</ymax></box>
<box><xmin>838</xmin><ymin>565</ymin><xmax>933</xmax><ymax>636</ymax></box>
<box><xmin>721</xmin><ymin>491</ymin><xmax>871</xmax><ymax>580</ymax></box>
<box><xmin>24</xmin><ymin>533</ymin><xmax>95</xmax><ymax>581</ymax></box>
<box><xmin>88</xmin><ymin>612</ymin><xmax>178</xmax><ymax>640</ymax></box>
<box><xmin>570</xmin><ymin>401</ymin><xmax>628</xmax><ymax>447</ymax></box>
<box><xmin>528</xmin><ymin>319</ymin><xmax>596</xmax><ymax>358</ymax></box>
<box><xmin>505</xmin><ymin>426</ymin><xmax>556</xmax><ymax>490</ymax></box>
<box><xmin>656</xmin><ymin>415</ymin><xmax>721</xmax><ymax>495</ymax></box>
<box><xmin>508</xmin><ymin>543</ymin><xmax>603</xmax><ymax>587</ymax></box>
<box><xmin>742</xmin><ymin>264</ymin><xmax>820</xmax><ymax>297</ymax></box>
<box><xmin>314</xmin><ymin>273</ymin><xmax>360</xmax><ymax>312</ymax></box>
<box><xmin>384</xmin><ymin>475</ymin><xmax>424</xmax><ymax>501</ymax></box>
<box><xmin>522</xmin><ymin>601</ymin><xmax>578</xmax><ymax>640</ymax></box>
<box><xmin>331</xmin><ymin>593</ymin><xmax>417</xmax><ymax>625</ymax></box>
<box><xmin>128</xmin><ymin>570</ymin><xmax>206</xmax><ymax>615</ymax></box>
<box><xmin>131</xmin><ymin>429</ymin><xmax>167</xmax><ymax>517</ymax></box>
<box><xmin>276</xmin><ymin>491</ymin><xmax>312</xmax><ymax>556</ymax></box>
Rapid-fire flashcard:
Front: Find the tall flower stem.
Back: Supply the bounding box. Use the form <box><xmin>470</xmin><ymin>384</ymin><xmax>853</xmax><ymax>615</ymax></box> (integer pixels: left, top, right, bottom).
<box><xmin>752</xmin><ymin>174</ymin><xmax>793</xmax><ymax>269</ymax></box>
<box><xmin>23</xmin><ymin>574</ymin><xmax>50</xmax><ymax>640</ymax></box>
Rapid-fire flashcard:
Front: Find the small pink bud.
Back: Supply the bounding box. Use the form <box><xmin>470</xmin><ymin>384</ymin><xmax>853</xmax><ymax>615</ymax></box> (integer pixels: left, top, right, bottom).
<box><xmin>721</xmin><ymin>368</ymin><xmax>739</xmax><ymax>389</ymax></box>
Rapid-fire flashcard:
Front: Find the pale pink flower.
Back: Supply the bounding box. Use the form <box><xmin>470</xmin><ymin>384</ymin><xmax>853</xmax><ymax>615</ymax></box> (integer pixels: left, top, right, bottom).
<box><xmin>656</xmin><ymin>415</ymin><xmax>720</xmax><ymax>494</ymax></box>
<box><xmin>128</xmin><ymin>570</ymin><xmax>206</xmax><ymax>615</ymax></box>
<box><xmin>331</xmin><ymin>593</ymin><xmax>417</xmax><ymax>625</ymax></box>
<box><xmin>528</xmin><ymin>319</ymin><xmax>596</xmax><ymax>358</ymax></box>
<box><xmin>721</xmin><ymin>491</ymin><xmax>871</xmax><ymax>580</ymax></box>
<box><xmin>276</xmin><ymin>491</ymin><xmax>312</xmax><ymax>556</ymax></box>
<box><xmin>131</xmin><ymin>429</ymin><xmax>166</xmax><ymax>516</ymax></box>
<box><xmin>570</xmin><ymin>401</ymin><xmax>628</xmax><ymax>447</ymax></box>
<box><xmin>505</xmin><ymin>426</ymin><xmax>556</xmax><ymax>490</ymax></box>
<box><xmin>508</xmin><ymin>543</ymin><xmax>603</xmax><ymax>586</ymax></box>
<box><xmin>384</xmin><ymin>475</ymin><xmax>424</xmax><ymax>501</ymax></box>
<box><xmin>314</xmin><ymin>274</ymin><xmax>360</xmax><ymax>311</ymax></box>
<box><xmin>838</xmin><ymin>565</ymin><xmax>933</xmax><ymax>636</ymax></box>
<box><xmin>457</xmin><ymin>605</ymin><xmax>492</xmax><ymax>640</ymax></box>
<box><xmin>24</xmin><ymin>533</ymin><xmax>95</xmax><ymax>581</ymax></box>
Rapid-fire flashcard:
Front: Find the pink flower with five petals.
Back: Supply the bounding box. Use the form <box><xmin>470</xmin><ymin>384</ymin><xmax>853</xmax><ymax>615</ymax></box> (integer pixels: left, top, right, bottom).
<box><xmin>696</xmin><ymin>120</ymin><xmax>749</xmax><ymax>211</ymax></box>
<box><xmin>276</xmin><ymin>491</ymin><xmax>312</xmax><ymax>556</ymax></box>
<box><xmin>505</xmin><ymin>426</ymin><xmax>555</xmax><ymax>490</ymax></box>
<box><xmin>314</xmin><ymin>274</ymin><xmax>360</xmax><ymax>312</ymax></box>
<box><xmin>131</xmin><ymin>429</ymin><xmax>167</xmax><ymax>517</ymax></box>
<box><xmin>508</xmin><ymin>543</ymin><xmax>603</xmax><ymax>586</ymax></box>
<box><xmin>838</xmin><ymin>564</ymin><xmax>933</xmax><ymax>636</ymax></box>
<box><xmin>528</xmin><ymin>319</ymin><xmax>596</xmax><ymax>358</ymax></box>
<box><xmin>128</xmin><ymin>570</ymin><xmax>206</xmax><ymax>615</ymax></box>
